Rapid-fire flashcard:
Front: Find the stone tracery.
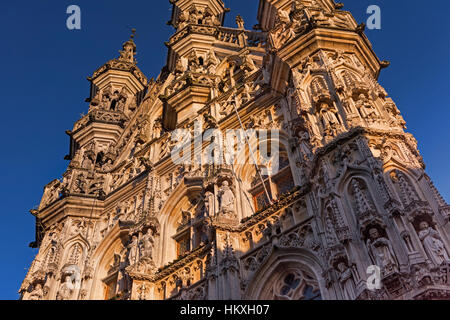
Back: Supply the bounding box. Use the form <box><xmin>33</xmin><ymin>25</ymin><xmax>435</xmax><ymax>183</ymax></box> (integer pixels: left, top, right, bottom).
<box><xmin>21</xmin><ymin>0</ymin><xmax>449</xmax><ymax>301</ymax></box>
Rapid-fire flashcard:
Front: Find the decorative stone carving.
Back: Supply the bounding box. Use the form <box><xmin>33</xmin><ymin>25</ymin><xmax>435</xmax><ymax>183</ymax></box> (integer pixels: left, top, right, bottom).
<box><xmin>56</xmin><ymin>275</ymin><xmax>74</xmax><ymax>300</ymax></box>
<box><xmin>22</xmin><ymin>1</ymin><xmax>450</xmax><ymax>302</ymax></box>
<box><xmin>29</xmin><ymin>283</ymin><xmax>44</xmax><ymax>301</ymax></box>
<box><xmin>366</xmin><ymin>228</ymin><xmax>399</xmax><ymax>276</ymax></box>
<box><xmin>218</xmin><ymin>181</ymin><xmax>235</xmax><ymax>216</ymax></box>
<box><xmin>418</xmin><ymin>221</ymin><xmax>450</xmax><ymax>266</ymax></box>
<box><xmin>336</xmin><ymin>261</ymin><xmax>357</xmax><ymax>300</ymax></box>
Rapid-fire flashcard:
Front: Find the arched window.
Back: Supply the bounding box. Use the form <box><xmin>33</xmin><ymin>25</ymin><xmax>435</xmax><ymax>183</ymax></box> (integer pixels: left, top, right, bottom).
<box><xmin>249</xmin><ymin>149</ymin><xmax>295</xmax><ymax>212</ymax></box>
<box><xmin>272</xmin><ymin>269</ymin><xmax>322</xmax><ymax>300</ymax></box>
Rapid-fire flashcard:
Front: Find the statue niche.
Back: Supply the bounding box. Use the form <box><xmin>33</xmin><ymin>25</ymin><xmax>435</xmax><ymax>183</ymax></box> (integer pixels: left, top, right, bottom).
<box><xmin>365</xmin><ymin>226</ymin><xmax>399</xmax><ymax>276</ymax></box>
<box><xmin>355</xmin><ymin>94</ymin><xmax>380</xmax><ymax>124</ymax></box>
<box><xmin>414</xmin><ymin>219</ymin><xmax>450</xmax><ymax>266</ymax></box>
<box><xmin>318</xmin><ymin>101</ymin><xmax>341</xmax><ymax>138</ymax></box>
<box><xmin>309</xmin><ymin>76</ymin><xmax>342</xmax><ymax>139</ymax></box>
<box><xmin>218</xmin><ymin>180</ymin><xmax>236</xmax><ymax>217</ymax></box>
<box><xmin>331</xmin><ymin>255</ymin><xmax>357</xmax><ymax>300</ymax></box>
<box><xmin>56</xmin><ymin>265</ymin><xmax>81</xmax><ymax>300</ymax></box>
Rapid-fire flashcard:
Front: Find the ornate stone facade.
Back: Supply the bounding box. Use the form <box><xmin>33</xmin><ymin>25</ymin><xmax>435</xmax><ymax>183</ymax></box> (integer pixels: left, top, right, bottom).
<box><xmin>21</xmin><ymin>0</ymin><xmax>449</xmax><ymax>300</ymax></box>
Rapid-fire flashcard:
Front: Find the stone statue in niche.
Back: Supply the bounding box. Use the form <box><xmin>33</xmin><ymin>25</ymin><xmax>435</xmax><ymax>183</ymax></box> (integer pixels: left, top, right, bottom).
<box><xmin>298</xmin><ymin>130</ymin><xmax>313</xmax><ymax>161</ymax></box>
<box><xmin>188</xmin><ymin>51</ymin><xmax>203</xmax><ymax>73</ymax></box>
<box><xmin>174</xmin><ymin>57</ymin><xmax>186</xmax><ymax>75</ymax></box>
<box><xmin>319</xmin><ymin>102</ymin><xmax>340</xmax><ymax>137</ymax></box>
<box><xmin>189</xmin><ymin>7</ymin><xmax>203</xmax><ymax>24</ymax></box>
<box><xmin>81</xmin><ymin>154</ymin><xmax>94</xmax><ymax>170</ymax></box>
<box><xmin>152</xmin><ymin>117</ymin><xmax>163</xmax><ymax>140</ymax></box>
<box><xmin>56</xmin><ymin>275</ymin><xmax>74</xmax><ymax>300</ymax></box>
<box><xmin>286</xmin><ymin>85</ymin><xmax>297</xmax><ymax>113</ymax></box>
<box><xmin>141</xmin><ymin>231</ymin><xmax>154</xmax><ymax>259</ymax></box>
<box><xmin>355</xmin><ymin>94</ymin><xmax>379</xmax><ymax>123</ymax></box>
<box><xmin>218</xmin><ymin>181</ymin><xmax>235</xmax><ymax>215</ymax></box>
<box><xmin>418</xmin><ymin>221</ymin><xmax>450</xmax><ymax>266</ymax></box>
<box><xmin>204</xmin><ymin>191</ymin><xmax>216</xmax><ymax>217</ymax></box>
<box><xmin>204</xmin><ymin>10</ymin><xmax>220</xmax><ymax>26</ymax></box>
<box><xmin>128</xmin><ymin>235</ymin><xmax>140</xmax><ymax>266</ymax></box>
<box><xmin>240</xmin><ymin>51</ymin><xmax>256</xmax><ymax>75</ymax></box>
<box><xmin>336</xmin><ymin>261</ymin><xmax>357</xmax><ymax>300</ymax></box>
<box><xmin>116</xmin><ymin>95</ymin><xmax>127</xmax><ymax>113</ymax></box>
<box><xmin>366</xmin><ymin>228</ymin><xmax>399</xmax><ymax>276</ymax></box>
<box><xmin>100</xmin><ymin>90</ymin><xmax>112</xmax><ymax>110</ymax></box>
<box><xmin>102</xmin><ymin>159</ymin><xmax>114</xmax><ymax>172</ymax></box>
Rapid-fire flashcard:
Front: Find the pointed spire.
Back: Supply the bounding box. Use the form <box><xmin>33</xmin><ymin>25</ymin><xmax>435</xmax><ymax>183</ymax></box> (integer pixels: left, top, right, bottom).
<box><xmin>118</xmin><ymin>28</ymin><xmax>137</xmax><ymax>64</ymax></box>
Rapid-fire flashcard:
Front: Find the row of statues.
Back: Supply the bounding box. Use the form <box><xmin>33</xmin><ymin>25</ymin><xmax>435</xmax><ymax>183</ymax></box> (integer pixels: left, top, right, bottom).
<box><xmin>334</xmin><ymin>221</ymin><xmax>450</xmax><ymax>300</ymax></box>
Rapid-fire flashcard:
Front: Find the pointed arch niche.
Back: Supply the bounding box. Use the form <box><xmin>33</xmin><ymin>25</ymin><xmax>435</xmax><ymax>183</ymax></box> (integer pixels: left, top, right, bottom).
<box><xmin>244</xmin><ymin>248</ymin><xmax>328</xmax><ymax>300</ymax></box>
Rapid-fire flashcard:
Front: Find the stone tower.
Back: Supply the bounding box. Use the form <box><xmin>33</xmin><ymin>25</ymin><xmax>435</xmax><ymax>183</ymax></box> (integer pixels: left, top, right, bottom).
<box><xmin>21</xmin><ymin>0</ymin><xmax>449</xmax><ymax>300</ymax></box>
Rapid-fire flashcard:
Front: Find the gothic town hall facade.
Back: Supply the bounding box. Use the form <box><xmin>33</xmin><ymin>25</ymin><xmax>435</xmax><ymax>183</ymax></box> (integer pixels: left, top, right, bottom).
<box><xmin>20</xmin><ymin>0</ymin><xmax>450</xmax><ymax>300</ymax></box>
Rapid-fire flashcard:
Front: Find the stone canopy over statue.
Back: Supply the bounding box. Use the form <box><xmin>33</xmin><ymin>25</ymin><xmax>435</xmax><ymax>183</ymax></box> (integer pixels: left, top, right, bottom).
<box><xmin>218</xmin><ymin>181</ymin><xmax>235</xmax><ymax>216</ymax></box>
<box><xmin>366</xmin><ymin>228</ymin><xmax>399</xmax><ymax>276</ymax></box>
<box><xmin>418</xmin><ymin>221</ymin><xmax>450</xmax><ymax>266</ymax></box>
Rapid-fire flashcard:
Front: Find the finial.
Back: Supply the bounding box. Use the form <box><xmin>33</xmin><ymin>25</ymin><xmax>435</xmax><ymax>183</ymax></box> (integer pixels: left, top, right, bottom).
<box><xmin>119</xmin><ymin>28</ymin><xmax>138</xmax><ymax>64</ymax></box>
<box><xmin>236</xmin><ymin>15</ymin><xmax>245</xmax><ymax>29</ymax></box>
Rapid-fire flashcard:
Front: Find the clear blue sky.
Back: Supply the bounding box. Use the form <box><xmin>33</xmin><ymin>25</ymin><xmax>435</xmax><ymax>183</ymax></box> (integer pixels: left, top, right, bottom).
<box><xmin>0</xmin><ymin>1</ymin><xmax>448</xmax><ymax>300</ymax></box>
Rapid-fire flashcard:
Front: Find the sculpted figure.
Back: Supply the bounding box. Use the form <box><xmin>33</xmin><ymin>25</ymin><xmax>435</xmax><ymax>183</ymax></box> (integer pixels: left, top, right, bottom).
<box><xmin>73</xmin><ymin>174</ymin><xmax>86</xmax><ymax>194</ymax></box>
<box><xmin>152</xmin><ymin>118</ymin><xmax>163</xmax><ymax>140</ymax></box>
<box><xmin>116</xmin><ymin>96</ymin><xmax>127</xmax><ymax>113</ymax></box>
<box><xmin>218</xmin><ymin>181</ymin><xmax>235</xmax><ymax>214</ymax></box>
<box><xmin>174</xmin><ymin>57</ymin><xmax>185</xmax><ymax>75</ymax></box>
<box><xmin>204</xmin><ymin>191</ymin><xmax>216</xmax><ymax>217</ymax></box>
<box><xmin>278</xmin><ymin>9</ymin><xmax>291</xmax><ymax>25</ymax></box>
<box><xmin>128</xmin><ymin>235</ymin><xmax>140</xmax><ymax>266</ymax></box>
<box><xmin>141</xmin><ymin>232</ymin><xmax>154</xmax><ymax>259</ymax></box>
<box><xmin>298</xmin><ymin>130</ymin><xmax>312</xmax><ymax>160</ymax></box>
<box><xmin>103</xmin><ymin>159</ymin><xmax>114</xmax><ymax>172</ymax></box>
<box><xmin>320</xmin><ymin>103</ymin><xmax>339</xmax><ymax>126</ymax></box>
<box><xmin>81</xmin><ymin>155</ymin><xmax>94</xmax><ymax>170</ymax></box>
<box><xmin>356</xmin><ymin>94</ymin><xmax>379</xmax><ymax>122</ymax></box>
<box><xmin>56</xmin><ymin>276</ymin><xmax>74</xmax><ymax>300</ymax></box>
<box><xmin>336</xmin><ymin>262</ymin><xmax>357</xmax><ymax>300</ymax></box>
<box><xmin>418</xmin><ymin>221</ymin><xmax>450</xmax><ymax>266</ymax></box>
<box><xmin>320</xmin><ymin>103</ymin><xmax>340</xmax><ymax>136</ymax></box>
<box><xmin>366</xmin><ymin>228</ymin><xmax>399</xmax><ymax>275</ymax></box>
<box><xmin>100</xmin><ymin>91</ymin><xmax>111</xmax><ymax>110</ymax></box>
<box><xmin>385</xmin><ymin>102</ymin><xmax>406</xmax><ymax>128</ymax></box>
<box><xmin>241</xmin><ymin>52</ymin><xmax>256</xmax><ymax>74</ymax></box>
